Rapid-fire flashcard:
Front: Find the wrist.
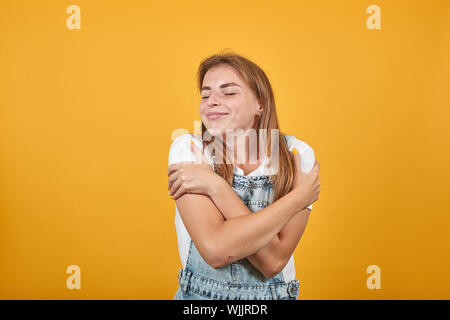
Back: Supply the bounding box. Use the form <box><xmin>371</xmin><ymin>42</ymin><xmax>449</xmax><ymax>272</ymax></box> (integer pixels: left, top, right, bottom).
<box><xmin>209</xmin><ymin>174</ymin><xmax>227</xmax><ymax>199</ymax></box>
<box><xmin>290</xmin><ymin>188</ymin><xmax>308</xmax><ymax>211</ymax></box>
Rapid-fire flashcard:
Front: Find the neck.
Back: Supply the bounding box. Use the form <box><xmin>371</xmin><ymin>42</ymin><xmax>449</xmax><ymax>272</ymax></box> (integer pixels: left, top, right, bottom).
<box><xmin>218</xmin><ymin>130</ymin><xmax>260</xmax><ymax>166</ymax></box>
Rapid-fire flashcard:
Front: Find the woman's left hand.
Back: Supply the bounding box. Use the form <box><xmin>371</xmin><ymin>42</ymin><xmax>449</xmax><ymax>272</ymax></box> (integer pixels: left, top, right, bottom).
<box><xmin>168</xmin><ymin>140</ymin><xmax>219</xmax><ymax>200</ymax></box>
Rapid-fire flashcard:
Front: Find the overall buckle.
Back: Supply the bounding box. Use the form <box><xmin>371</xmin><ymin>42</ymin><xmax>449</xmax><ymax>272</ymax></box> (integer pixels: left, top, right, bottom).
<box><xmin>287</xmin><ymin>280</ymin><xmax>300</xmax><ymax>298</ymax></box>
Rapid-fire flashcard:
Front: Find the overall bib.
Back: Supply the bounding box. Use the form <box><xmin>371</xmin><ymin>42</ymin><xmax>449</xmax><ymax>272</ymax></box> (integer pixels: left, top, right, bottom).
<box><xmin>174</xmin><ymin>173</ymin><xmax>300</xmax><ymax>300</ymax></box>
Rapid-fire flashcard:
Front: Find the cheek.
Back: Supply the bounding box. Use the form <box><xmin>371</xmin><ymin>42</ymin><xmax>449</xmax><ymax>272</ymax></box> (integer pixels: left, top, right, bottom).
<box><xmin>232</xmin><ymin>104</ymin><xmax>254</xmax><ymax>121</ymax></box>
<box><xmin>199</xmin><ymin>104</ymin><xmax>207</xmax><ymax>117</ymax></box>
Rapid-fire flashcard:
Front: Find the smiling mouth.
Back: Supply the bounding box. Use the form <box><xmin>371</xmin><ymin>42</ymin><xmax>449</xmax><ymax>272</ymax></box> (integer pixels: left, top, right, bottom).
<box><xmin>206</xmin><ymin>113</ymin><xmax>228</xmax><ymax>120</ymax></box>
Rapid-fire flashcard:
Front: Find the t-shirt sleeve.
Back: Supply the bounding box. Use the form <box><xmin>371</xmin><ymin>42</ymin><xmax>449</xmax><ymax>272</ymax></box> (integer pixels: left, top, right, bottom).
<box><xmin>168</xmin><ymin>133</ymin><xmax>197</xmax><ymax>166</ymax></box>
<box><xmin>284</xmin><ymin>135</ymin><xmax>316</xmax><ymax>211</ymax></box>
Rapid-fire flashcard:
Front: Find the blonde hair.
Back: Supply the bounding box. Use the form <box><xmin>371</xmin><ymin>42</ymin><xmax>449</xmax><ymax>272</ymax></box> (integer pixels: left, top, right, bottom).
<box><xmin>197</xmin><ymin>50</ymin><xmax>297</xmax><ymax>202</ymax></box>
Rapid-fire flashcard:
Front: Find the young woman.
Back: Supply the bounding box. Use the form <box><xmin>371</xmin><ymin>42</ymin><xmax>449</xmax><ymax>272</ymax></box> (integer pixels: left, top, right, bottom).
<box><xmin>168</xmin><ymin>52</ymin><xmax>321</xmax><ymax>300</ymax></box>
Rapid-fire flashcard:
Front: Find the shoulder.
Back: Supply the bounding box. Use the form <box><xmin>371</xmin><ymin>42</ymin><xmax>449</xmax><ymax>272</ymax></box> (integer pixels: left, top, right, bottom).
<box><xmin>168</xmin><ymin>133</ymin><xmax>203</xmax><ymax>165</ymax></box>
<box><xmin>283</xmin><ymin>135</ymin><xmax>315</xmax><ymax>173</ymax></box>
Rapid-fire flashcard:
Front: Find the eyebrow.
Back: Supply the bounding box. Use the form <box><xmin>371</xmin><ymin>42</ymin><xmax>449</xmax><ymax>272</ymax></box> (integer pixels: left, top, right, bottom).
<box><xmin>201</xmin><ymin>82</ymin><xmax>241</xmax><ymax>91</ymax></box>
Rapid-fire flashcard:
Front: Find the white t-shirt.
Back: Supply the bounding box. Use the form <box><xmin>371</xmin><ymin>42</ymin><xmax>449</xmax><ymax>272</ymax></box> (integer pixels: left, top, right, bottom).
<box><xmin>168</xmin><ymin>133</ymin><xmax>315</xmax><ymax>282</ymax></box>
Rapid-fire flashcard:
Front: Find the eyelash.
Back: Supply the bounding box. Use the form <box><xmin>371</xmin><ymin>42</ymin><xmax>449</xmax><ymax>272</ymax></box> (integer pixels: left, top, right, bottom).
<box><xmin>201</xmin><ymin>93</ymin><xmax>236</xmax><ymax>99</ymax></box>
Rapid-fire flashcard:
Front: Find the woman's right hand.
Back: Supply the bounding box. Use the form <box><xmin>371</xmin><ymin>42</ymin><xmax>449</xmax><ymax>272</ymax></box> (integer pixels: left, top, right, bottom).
<box><xmin>291</xmin><ymin>148</ymin><xmax>321</xmax><ymax>210</ymax></box>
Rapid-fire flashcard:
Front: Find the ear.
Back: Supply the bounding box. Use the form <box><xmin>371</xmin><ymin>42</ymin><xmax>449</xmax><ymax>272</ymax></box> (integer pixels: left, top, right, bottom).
<box><xmin>257</xmin><ymin>98</ymin><xmax>263</xmax><ymax>115</ymax></box>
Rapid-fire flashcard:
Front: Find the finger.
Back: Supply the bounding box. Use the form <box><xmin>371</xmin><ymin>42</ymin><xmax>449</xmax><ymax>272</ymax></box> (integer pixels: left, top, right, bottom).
<box><xmin>292</xmin><ymin>148</ymin><xmax>302</xmax><ymax>160</ymax></box>
<box><xmin>168</xmin><ymin>163</ymin><xmax>181</xmax><ymax>175</ymax></box>
<box><xmin>168</xmin><ymin>170</ymin><xmax>180</xmax><ymax>186</ymax></box>
<box><xmin>190</xmin><ymin>140</ymin><xmax>201</xmax><ymax>164</ymax></box>
<box><xmin>292</xmin><ymin>148</ymin><xmax>303</xmax><ymax>173</ymax></box>
<box><xmin>313</xmin><ymin>160</ymin><xmax>320</xmax><ymax>172</ymax></box>
<box><xmin>170</xmin><ymin>177</ymin><xmax>183</xmax><ymax>197</ymax></box>
<box><xmin>172</xmin><ymin>185</ymin><xmax>187</xmax><ymax>200</ymax></box>
<box><xmin>168</xmin><ymin>161</ymin><xmax>194</xmax><ymax>175</ymax></box>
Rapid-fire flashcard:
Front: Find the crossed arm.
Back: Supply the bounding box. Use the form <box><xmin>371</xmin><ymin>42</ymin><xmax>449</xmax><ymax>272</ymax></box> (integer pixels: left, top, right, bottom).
<box><xmin>207</xmin><ymin>177</ymin><xmax>311</xmax><ymax>278</ymax></box>
<box><xmin>173</xmin><ymin>174</ymin><xmax>311</xmax><ymax>279</ymax></box>
<box><xmin>169</xmin><ymin>137</ymin><xmax>317</xmax><ymax>279</ymax></box>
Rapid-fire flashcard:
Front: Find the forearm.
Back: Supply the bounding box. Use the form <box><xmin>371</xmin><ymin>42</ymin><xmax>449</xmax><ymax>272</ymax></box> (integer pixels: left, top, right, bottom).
<box><xmin>209</xmin><ymin>177</ymin><xmax>254</xmax><ymax>220</ymax></box>
<box><xmin>210</xmin><ymin>178</ymin><xmax>294</xmax><ymax>274</ymax></box>
<box><xmin>209</xmin><ymin>179</ymin><xmax>282</xmax><ymax>263</ymax></box>
<box><xmin>212</xmin><ymin>187</ymin><xmax>305</xmax><ymax>268</ymax></box>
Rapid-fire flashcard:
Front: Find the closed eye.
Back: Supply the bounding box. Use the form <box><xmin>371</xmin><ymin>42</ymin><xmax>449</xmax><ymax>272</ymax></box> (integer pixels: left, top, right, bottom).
<box><xmin>201</xmin><ymin>93</ymin><xmax>236</xmax><ymax>99</ymax></box>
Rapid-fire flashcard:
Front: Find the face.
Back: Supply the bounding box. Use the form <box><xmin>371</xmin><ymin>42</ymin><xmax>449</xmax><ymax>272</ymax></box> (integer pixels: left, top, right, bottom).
<box><xmin>199</xmin><ymin>64</ymin><xmax>263</xmax><ymax>136</ymax></box>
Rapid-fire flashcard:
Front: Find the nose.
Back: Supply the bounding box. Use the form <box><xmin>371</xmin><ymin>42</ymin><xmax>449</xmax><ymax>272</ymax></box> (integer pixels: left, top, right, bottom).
<box><xmin>206</xmin><ymin>91</ymin><xmax>221</xmax><ymax>107</ymax></box>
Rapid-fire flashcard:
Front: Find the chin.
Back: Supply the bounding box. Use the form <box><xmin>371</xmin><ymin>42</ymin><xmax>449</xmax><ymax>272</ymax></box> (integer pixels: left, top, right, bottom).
<box><xmin>202</xmin><ymin>121</ymin><xmax>225</xmax><ymax>135</ymax></box>
<box><xmin>203</xmin><ymin>126</ymin><xmax>225</xmax><ymax>138</ymax></box>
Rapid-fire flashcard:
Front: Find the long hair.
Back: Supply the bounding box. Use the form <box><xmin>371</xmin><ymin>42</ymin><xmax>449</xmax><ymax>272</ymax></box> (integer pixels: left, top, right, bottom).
<box><xmin>197</xmin><ymin>50</ymin><xmax>297</xmax><ymax>202</ymax></box>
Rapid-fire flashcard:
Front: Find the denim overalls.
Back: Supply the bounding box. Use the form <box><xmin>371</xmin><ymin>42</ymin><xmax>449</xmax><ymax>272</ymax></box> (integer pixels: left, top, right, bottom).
<box><xmin>174</xmin><ymin>170</ymin><xmax>300</xmax><ymax>300</ymax></box>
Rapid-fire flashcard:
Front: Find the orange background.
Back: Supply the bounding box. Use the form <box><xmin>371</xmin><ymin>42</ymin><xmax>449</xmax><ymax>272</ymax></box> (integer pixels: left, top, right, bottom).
<box><xmin>1</xmin><ymin>0</ymin><xmax>449</xmax><ymax>299</ymax></box>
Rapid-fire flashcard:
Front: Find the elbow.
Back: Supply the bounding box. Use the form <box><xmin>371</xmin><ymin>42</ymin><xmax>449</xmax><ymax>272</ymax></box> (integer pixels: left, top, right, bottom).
<box><xmin>209</xmin><ymin>259</ymin><xmax>226</xmax><ymax>269</ymax></box>
<box><xmin>205</xmin><ymin>243</ymin><xmax>243</xmax><ymax>269</ymax></box>
<box><xmin>202</xmin><ymin>242</ymin><xmax>227</xmax><ymax>269</ymax></box>
<box><xmin>262</xmin><ymin>268</ymin><xmax>280</xmax><ymax>279</ymax></box>
<box><xmin>262</xmin><ymin>260</ymin><xmax>284</xmax><ymax>279</ymax></box>
<box><xmin>206</xmin><ymin>254</ymin><xmax>226</xmax><ymax>269</ymax></box>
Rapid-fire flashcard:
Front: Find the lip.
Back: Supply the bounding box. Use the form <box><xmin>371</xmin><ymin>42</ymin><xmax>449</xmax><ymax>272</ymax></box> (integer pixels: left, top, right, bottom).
<box><xmin>206</xmin><ymin>112</ymin><xmax>228</xmax><ymax>120</ymax></box>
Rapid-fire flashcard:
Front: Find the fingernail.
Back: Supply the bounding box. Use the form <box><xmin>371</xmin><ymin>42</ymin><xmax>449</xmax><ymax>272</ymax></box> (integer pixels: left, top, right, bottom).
<box><xmin>292</xmin><ymin>147</ymin><xmax>298</xmax><ymax>155</ymax></box>
<box><xmin>168</xmin><ymin>191</ymin><xmax>171</xmax><ymax>196</ymax></box>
